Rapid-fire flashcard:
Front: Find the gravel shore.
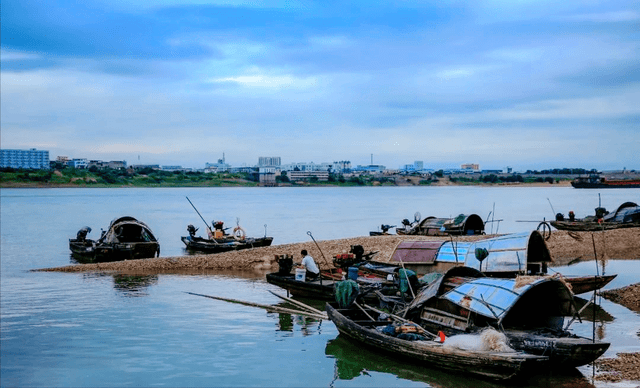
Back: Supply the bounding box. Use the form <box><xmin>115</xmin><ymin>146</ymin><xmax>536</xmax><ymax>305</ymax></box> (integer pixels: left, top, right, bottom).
<box><xmin>38</xmin><ymin>228</ymin><xmax>639</xmax><ymax>274</ymax></box>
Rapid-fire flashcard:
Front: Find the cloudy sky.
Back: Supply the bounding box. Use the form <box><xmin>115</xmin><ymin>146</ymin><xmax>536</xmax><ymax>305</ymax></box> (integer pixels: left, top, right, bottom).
<box><xmin>2</xmin><ymin>1</ymin><xmax>639</xmax><ymax>171</ymax></box>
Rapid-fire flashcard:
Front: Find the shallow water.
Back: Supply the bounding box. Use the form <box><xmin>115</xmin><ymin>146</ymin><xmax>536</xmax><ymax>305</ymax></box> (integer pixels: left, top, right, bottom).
<box><xmin>1</xmin><ymin>187</ymin><xmax>639</xmax><ymax>387</ymax></box>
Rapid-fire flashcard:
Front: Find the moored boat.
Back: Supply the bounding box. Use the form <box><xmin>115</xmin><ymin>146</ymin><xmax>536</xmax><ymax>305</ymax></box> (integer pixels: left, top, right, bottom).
<box><xmin>69</xmin><ymin>216</ymin><xmax>160</xmax><ymax>262</ymax></box>
<box><xmin>326</xmin><ymin>303</ymin><xmax>549</xmax><ymax>381</ymax></box>
<box><xmin>181</xmin><ymin>223</ymin><xmax>273</xmax><ymax>253</ymax></box>
<box><xmin>550</xmin><ymin>202</ymin><xmax>640</xmax><ymax>231</ymax></box>
<box><xmin>404</xmin><ymin>268</ymin><xmax>610</xmax><ymax>368</ymax></box>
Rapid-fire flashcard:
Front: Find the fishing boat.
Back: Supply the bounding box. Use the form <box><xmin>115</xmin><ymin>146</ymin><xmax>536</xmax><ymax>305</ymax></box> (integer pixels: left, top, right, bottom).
<box><xmin>404</xmin><ymin>267</ymin><xmax>610</xmax><ymax>368</ymax></box>
<box><xmin>325</xmin><ymin>303</ymin><xmax>549</xmax><ymax>381</ymax></box>
<box><xmin>266</xmin><ymin>247</ymin><xmax>405</xmax><ymax>301</ymax></box>
<box><xmin>396</xmin><ymin>212</ymin><xmax>485</xmax><ymax>236</ymax></box>
<box><xmin>181</xmin><ymin>233</ymin><xmax>274</xmax><ymax>254</ymax></box>
<box><xmin>571</xmin><ymin>174</ymin><xmax>640</xmax><ymax>188</ymax></box>
<box><xmin>387</xmin><ymin>230</ymin><xmax>615</xmax><ymax>295</ymax></box>
<box><xmin>550</xmin><ymin>201</ymin><xmax>640</xmax><ymax>231</ymax></box>
<box><xmin>69</xmin><ymin>216</ymin><xmax>160</xmax><ymax>262</ymax></box>
<box><xmin>181</xmin><ymin>197</ymin><xmax>274</xmax><ymax>254</ymax></box>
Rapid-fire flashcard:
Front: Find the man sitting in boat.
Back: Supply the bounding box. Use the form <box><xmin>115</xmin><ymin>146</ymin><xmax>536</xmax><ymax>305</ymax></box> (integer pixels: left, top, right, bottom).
<box><xmin>299</xmin><ymin>249</ymin><xmax>319</xmax><ymax>281</ymax></box>
<box><xmin>208</xmin><ymin>221</ymin><xmax>226</xmax><ymax>239</ymax></box>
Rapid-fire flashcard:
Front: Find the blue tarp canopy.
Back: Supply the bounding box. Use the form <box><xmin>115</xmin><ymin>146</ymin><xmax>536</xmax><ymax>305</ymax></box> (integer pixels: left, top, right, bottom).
<box><xmin>443</xmin><ymin>276</ymin><xmax>575</xmax><ymax>324</ymax></box>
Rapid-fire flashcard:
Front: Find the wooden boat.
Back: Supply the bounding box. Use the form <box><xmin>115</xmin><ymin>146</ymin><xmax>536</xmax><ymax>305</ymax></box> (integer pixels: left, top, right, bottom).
<box><xmin>564</xmin><ymin>274</ymin><xmax>617</xmax><ymax>295</ymax></box>
<box><xmin>326</xmin><ymin>303</ymin><xmax>549</xmax><ymax>381</ymax></box>
<box><xmin>181</xmin><ymin>223</ymin><xmax>273</xmax><ymax>253</ymax></box>
<box><xmin>396</xmin><ymin>213</ymin><xmax>485</xmax><ymax>236</ymax></box>
<box><xmin>69</xmin><ymin>216</ymin><xmax>160</xmax><ymax>262</ymax></box>
<box><xmin>404</xmin><ymin>268</ymin><xmax>610</xmax><ymax>368</ymax></box>
<box><xmin>550</xmin><ymin>202</ymin><xmax>640</xmax><ymax>231</ymax></box>
<box><xmin>266</xmin><ymin>272</ymin><xmax>339</xmax><ymax>300</ymax></box>
<box><xmin>266</xmin><ymin>247</ymin><xmax>406</xmax><ymax>301</ymax></box>
<box><xmin>181</xmin><ymin>235</ymin><xmax>273</xmax><ymax>253</ymax></box>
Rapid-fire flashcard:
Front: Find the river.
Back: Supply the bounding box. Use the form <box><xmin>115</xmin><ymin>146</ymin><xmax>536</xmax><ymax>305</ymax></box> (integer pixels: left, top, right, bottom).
<box><xmin>1</xmin><ymin>186</ymin><xmax>639</xmax><ymax>387</ymax></box>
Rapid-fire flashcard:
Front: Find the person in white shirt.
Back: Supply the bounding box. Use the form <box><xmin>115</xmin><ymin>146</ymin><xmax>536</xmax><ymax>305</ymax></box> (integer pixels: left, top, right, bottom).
<box><xmin>299</xmin><ymin>249</ymin><xmax>319</xmax><ymax>280</ymax></box>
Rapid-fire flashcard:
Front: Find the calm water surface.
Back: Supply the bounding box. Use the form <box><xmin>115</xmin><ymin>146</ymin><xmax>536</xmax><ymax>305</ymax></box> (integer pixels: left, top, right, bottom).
<box><xmin>1</xmin><ymin>187</ymin><xmax>639</xmax><ymax>387</ymax></box>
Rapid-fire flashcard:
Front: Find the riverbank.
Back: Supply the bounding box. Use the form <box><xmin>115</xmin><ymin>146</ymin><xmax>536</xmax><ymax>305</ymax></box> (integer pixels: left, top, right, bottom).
<box><xmin>37</xmin><ymin>229</ymin><xmax>639</xmax><ymax>274</ymax></box>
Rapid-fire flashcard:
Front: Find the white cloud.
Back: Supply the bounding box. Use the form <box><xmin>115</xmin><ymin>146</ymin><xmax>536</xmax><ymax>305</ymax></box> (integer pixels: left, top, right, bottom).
<box><xmin>0</xmin><ymin>49</ymin><xmax>41</xmax><ymax>61</ymax></box>
<box><xmin>208</xmin><ymin>74</ymin><xmax>317</xmax><ymax>89</ymax></box>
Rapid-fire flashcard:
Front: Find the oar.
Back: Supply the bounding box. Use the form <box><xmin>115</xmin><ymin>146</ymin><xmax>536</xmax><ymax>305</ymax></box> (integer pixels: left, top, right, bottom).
<box><xmin>186</xmin><ymin>292</ymin><xmax>326</xmax><ymax>320</ymax></box>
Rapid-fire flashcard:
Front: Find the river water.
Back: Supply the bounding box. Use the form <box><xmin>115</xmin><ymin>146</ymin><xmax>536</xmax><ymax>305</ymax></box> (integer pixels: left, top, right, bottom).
<box><xmin>1</xmin><ymin>187</ymin><xmax>639</xmax><ymax>387</ymax></box>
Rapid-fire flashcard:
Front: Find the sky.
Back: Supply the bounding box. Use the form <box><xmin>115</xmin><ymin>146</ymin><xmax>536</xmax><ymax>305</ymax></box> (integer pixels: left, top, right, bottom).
<box><xmin>2</xmin><ymin>1</ymin><xmax>639</xmax><ymax>171</ymax></box>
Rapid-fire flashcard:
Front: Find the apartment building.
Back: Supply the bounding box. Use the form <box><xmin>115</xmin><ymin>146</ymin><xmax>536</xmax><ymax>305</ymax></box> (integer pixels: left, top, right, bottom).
<box><xmin>0</xmin><ymin>148</ymin><xmax>50</xmax><ymax>169</ymax></box>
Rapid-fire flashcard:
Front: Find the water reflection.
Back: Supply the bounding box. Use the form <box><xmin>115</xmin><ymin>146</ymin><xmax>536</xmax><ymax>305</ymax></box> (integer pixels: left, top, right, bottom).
<box><xmin>78</xmin><ymin>272</ymin><xmax>158</xmax><ymax>296</ymax></box>
<box><xmin>112</xmin><ymin>274</ymin><xmax>158</xmax><ymax>296</ymax></box>
<box><xmin>325</xmin><ymin>335</ymin><xmax>597</xmax><ymax>388</ymax></box>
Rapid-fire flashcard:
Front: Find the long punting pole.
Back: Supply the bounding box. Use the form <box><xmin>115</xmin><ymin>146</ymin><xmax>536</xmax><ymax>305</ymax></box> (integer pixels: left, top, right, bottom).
<box><xmin>186</xmin><ymin>196</ymin><xmax>214</xmax><ymax>236</ymax></box>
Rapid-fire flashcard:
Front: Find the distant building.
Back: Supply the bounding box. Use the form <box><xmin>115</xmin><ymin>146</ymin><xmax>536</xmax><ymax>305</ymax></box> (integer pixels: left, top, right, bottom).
<box><xmin>1</xmin><ymin>148</ymin><xmax>50</xmax><ymax>169</ymax></box>
<box><xmin>205</xmin><ymin>153</ymin><xmax>231</xmax><ymax>172</ymax></box>
<box><xmin>258</xmin><ymin>157</ymin><xmax>281</xmax><ymax>167</ymax></box>
<box><xmin>333</xmin><ymin>161</ymin><xmax>351</xmax><ymax>173</ymax></box>
<box><xmin>108</xmin><ymin>161</ymin><xmax>127</xmax><ymax>169</ymax></box>
<box><xmin>259</xmin><ymin>167</ymin><xmax>277</xmax><ymax>186</ymax></box>
<box><xmin>461</xmin><ymin>163</ymin><xmax>480</xmax><ymax>171</ymax></box>
<box><xmin>414</xmin><ymin>161</ymin><xmax>424</xmax><ymax>170</ymax></box>
<box><xmin>282</xmin><ymin>162</ymin><xmax>331</xmax><ymax>172</ymax></box>
<box><xmin>355</xmin><ymin>164</ymin><xmax>386</xmax><ymax>173</ymax></box>
<box><xmin>288</xmin><ymin>170</ymin><xmax>329</xmax><ymax>182</ymax></box>
<box><xmin>68</xmin><ymin>158</ymin><xmax>88</xmax><ymax>169</ymax></box>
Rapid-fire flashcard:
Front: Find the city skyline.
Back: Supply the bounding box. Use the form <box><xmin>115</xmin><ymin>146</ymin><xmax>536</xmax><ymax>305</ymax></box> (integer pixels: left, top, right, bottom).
<box><xmin>2</xmin><ymin>1</ymin><xmax>639</xmax><ymax>171</ymax></box>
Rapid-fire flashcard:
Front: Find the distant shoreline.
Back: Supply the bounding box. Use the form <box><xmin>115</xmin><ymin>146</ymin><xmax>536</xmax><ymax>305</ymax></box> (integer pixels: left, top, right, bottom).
<box><xmin>0</xmin><ymin>181</ymin><xmax>573</xmax><ymax>189</ymax></box>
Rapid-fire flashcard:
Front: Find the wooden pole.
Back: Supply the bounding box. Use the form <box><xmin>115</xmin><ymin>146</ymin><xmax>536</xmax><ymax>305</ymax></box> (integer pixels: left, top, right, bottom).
<box><xmin>186</xmin><ymin>292</ymin><xmax>327</xmax><ymax>320</ymax></box>
<box><xmin>268</xmin><ymin>290</ymin><xmax>326</xmax><ymax>316</ymax></box>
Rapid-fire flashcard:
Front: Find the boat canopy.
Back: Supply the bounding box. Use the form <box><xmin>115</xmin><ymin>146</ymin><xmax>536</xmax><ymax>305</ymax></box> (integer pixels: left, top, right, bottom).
<box><xmin>463</xmin><ymin>231</ymin><xmax>552</xmax><ymax>274</ymax></box>
<box><xmin>603</xmin><ymin>202</ymin><xmax>639</xmax><ymax>223</ymax></box>
<box><xmin>417</xmin><ymin>214</ymin><xmax>485</xmax><ymax>235</ymax></box>
<box><xmin>102</xmin><ymin>216</ymin><xmax>158</xmax><ymax>244</ymax></box>
<box><xmin>389</xmin><ymin>230</ymin><xmax>552</xmax><ymax>275</ymax></box>
<box><xmin>390</xmin><ymin>241</ymin><xmax>445</xmax><ymax>264</ymax></box>
<box><xmin>443</xmin><ymin>276</ymin><xmax>575</xmax><ymax>325</ymax></box>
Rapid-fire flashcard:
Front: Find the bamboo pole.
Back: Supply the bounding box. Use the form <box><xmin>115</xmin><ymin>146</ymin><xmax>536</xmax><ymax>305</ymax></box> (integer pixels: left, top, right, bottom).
<box><xmin>186</xmin><ymin>292</ymin><xmax>327</xmax><ymax>320</ymax></box>
<box><xmin>268</xmin><ymin>290</ymin><xmax>327</xmax><ymax>316</ymax></box>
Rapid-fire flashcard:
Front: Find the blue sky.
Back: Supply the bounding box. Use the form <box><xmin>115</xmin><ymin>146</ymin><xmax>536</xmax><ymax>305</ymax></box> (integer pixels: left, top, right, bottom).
<box><xmin>2</xmin><ymin>0</ymin><xmax>639</xmax><ymax>171</ymax></box>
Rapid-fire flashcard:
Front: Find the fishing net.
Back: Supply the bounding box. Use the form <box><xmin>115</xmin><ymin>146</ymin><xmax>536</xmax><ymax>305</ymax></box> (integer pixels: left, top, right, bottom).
<box><xmin>443</xmin><ymin>328</ymin><xmax>514</xmax><ymax>352</ymax></box>
<box><xmin>334</xmin><ymin>280</ymin><xmax>359</xmax><ymax>308</ymax></box>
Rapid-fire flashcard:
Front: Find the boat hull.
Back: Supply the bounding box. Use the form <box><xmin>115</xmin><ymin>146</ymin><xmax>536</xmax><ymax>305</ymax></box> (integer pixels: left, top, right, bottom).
<box><xmin>565</xmin><ymin>275</ymin><xmax>617</xmax><ymax>295</ymax></box>
<box><xmin>70</xmin><ymin>239</ymin><xmax>159</xmax><ymax>263</ymax></box>
<box><xmin>181</xmin><ymin>236</ymin><xmax>273</xmax><ymax>253</ymax></box>
<box><xmin>266</xmin><ymin>273</ymin><xmax>337</xmax><ymax>300</ymax></box>
<box><xmin>550</xmin><ymin>220</ymin><xmax>640</xmax><ymax>231</ymax></box>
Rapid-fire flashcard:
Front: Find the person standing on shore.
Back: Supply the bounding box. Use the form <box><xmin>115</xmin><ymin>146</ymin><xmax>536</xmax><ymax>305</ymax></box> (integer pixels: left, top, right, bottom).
<box><xmin>299</xmin><ymin>249</ymin><xmax>319</xmax><ymax>280</ymax></box>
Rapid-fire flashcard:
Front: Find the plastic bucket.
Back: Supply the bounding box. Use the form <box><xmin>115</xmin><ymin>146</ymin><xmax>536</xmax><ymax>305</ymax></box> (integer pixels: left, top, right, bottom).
<box><xmin>295</xmin><ymin>268</ymin><xmax>306</xmax><ymax>282</ymax></box>
<box><xmin>348</xmin><ymin>267</ymin><xmax>359</xmax><ymax>280</ymax></box>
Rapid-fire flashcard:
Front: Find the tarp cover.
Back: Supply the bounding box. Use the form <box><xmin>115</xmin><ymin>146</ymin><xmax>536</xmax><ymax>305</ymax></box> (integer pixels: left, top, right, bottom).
<box><xmin>443</xmin><ymin>277</ymin><xmax>574</xmax><ymax>323</ymax></box>
<box><xmin>390</xmin><ymin>241</ymin><xmax>444</xmax><ymax>264</ymax></box>
<box><xmin>463</xmin><ymin>231</ymin><xmax>551</xmax><ymax>273</ymax></box>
